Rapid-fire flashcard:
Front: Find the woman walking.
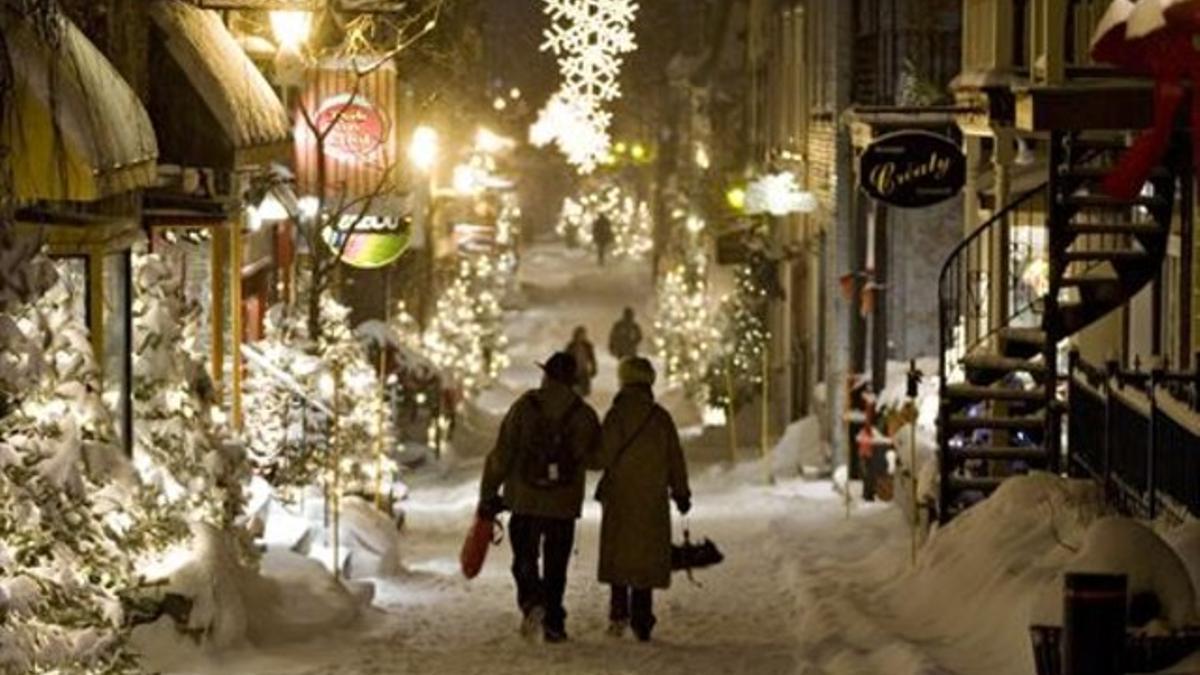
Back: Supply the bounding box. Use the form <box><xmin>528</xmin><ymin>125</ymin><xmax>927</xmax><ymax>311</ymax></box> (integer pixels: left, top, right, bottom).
<box><xmin>594</xmin><ymin>357</ymin><xmax>691</xmax><ymax>641</ymax></box>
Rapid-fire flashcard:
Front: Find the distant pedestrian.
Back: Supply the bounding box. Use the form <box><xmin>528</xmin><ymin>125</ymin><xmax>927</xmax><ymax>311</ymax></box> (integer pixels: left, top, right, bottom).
<box><xmin>608</xmin><ymin>307</ymin><xmax>643</xmax><ymax>360</ymax></box>
<box><xmin>593</xmin><ymin>214</ymin><xmax>614</xmax><ymax>266</ymax></box>
<box><xmin>477</xmin><ymin>352</ymin><xmax>602</xmax><ymax>643</ymax></box>
<box><xmin>565</xmin><ymin>326</ymin><xmax>597</xmax><ymax>397</ymax></box>
<box><xmin>594</xmin><ymin>357</ymin><xmax>691</xmax><ymax>642</ymax></box>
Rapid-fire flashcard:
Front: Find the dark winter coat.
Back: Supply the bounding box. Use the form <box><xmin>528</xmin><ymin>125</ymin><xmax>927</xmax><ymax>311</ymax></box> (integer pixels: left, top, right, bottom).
<box><xmin>593</xmin><ymin>215</ymin><xmax>614</xmax><ymax>245</ymax></box>
<box><xmin>566</xmin><ymin>339</ymin><xmax>597</xmax><ymax>390</ymax></box>
<box><xmin>480</xmin><ymin>381</ymin><xmax>601</xmax><ymax>520</ymax></box>
<box><xmin>608</xmin><ymin>318</ymin><xmax>643</xmax><ymax>359</ymax></box>
<box><xmin>596</xmin><ymin>385</ymin><xmax>691</xmax><ymax>589</ymax></box>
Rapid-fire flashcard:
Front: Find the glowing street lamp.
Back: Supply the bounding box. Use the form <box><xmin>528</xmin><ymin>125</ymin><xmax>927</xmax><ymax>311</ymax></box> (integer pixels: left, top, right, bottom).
<box><xmin>270</xmin><ymin>10</ymin><xmax>312</xmax><ymax>53</ymax></box>
<box><xmin>408</xmin><ymin>126</ymin><xmax>440</xmax><ymax>173</ymax></box>
<box><xmin>630</xmin><ymin>143</ymin><xmax>647</xmax><ymax>162</ymax></box>
<box><xmin>725</xmin><ymin>186</ymin><xmax>747</xmax><ymax>212</ymax></box>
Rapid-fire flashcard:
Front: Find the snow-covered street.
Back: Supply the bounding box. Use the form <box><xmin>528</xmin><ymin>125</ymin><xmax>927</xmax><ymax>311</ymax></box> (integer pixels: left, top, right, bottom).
<box><xmin>151</xmin><ymin>242</ymin><xmax>1200</xmax><ymax>675</ymax></box>
<box><xmin>164</xmin><ymin>243</ymin><xmax>820</xmax><ymax>674</ymax></box>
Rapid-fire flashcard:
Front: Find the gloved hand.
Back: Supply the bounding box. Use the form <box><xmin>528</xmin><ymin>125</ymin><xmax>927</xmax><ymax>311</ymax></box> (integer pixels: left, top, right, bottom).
<box><xmin>477</xmin><ymin>495</ymin><xmax>506</xmax><ymax>520</ymax></box>
<box><xmin>674</xmin><ymin>495</ymin><xmax>691</xmax><ymax>515</ymax></box>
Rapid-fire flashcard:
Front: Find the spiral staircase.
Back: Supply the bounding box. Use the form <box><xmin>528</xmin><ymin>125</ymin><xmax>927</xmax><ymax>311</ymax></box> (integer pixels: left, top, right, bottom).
<box><xmin>936</xmin><ymin>131</ymin><xmax>1180</xmax><ymax>522</ymax></box>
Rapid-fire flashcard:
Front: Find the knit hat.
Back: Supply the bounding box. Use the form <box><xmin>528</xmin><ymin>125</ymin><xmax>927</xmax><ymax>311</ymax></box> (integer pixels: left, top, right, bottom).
<box><xmin>618</xmin><ymin>356</ymin><xmax>656</xmax><ymax>387</ymax></box>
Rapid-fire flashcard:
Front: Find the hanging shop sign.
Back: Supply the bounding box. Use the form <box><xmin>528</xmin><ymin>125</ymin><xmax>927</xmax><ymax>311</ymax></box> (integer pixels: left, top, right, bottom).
<box><xmin>295</xmin><ymin>58</ymin><xmax>397</xmax><ymax>200</ymax></box>
<box><xmin>313</xmin><ymin>94</ymin><xmax>387</xmax><ymax>162</ymax></box>
<box><xmin>323</xmin><ymin>213</ymin><xmax>411</xmax><ymax>269</ymax></box>
<box><xmin>859</xmin><ymin>131</ymin><xmax>965</xmax><ymax>209</ymax></box>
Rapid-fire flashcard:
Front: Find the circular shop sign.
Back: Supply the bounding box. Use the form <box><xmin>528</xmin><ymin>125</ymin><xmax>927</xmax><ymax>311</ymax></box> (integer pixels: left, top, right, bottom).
<box><xmin>313</xmin><ymin>94</ymin><xmax>388</xmax><ymax>163</ymax></box>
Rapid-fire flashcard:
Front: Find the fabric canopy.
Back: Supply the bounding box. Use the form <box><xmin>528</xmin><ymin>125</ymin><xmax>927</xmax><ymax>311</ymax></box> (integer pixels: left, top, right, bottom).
<box><xmin>1</xmin><ymin>10</ymin><xmax>159</xmax><ymax>202</ymax></box>
<box><xmin>149</xmin><ymin>1</ymin><xmax>290</xmax><ymax>164</ymax></box>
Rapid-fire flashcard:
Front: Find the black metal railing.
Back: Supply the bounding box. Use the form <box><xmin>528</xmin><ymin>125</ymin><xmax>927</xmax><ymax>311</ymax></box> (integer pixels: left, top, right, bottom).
<box><xmin>938</xmin><ymin>182</ymin><xmax>1048</xmax><ymax>392</ymax></box>
<box><xmin>1067</xmin><ymin>352</ymin><xmax>1200</xmax><ymax>519</ymax></box>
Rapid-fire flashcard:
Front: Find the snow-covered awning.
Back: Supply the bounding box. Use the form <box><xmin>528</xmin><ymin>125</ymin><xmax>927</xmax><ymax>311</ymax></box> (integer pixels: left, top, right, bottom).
<box><xmin>1</xmin><ymin>10</ymin><xmax>159</xmax><ymax>202</ymax></box>
<box><xmin>149</xmin><ymin>1</ymin><xmax>291</xmax><ymax>167</ymax></box>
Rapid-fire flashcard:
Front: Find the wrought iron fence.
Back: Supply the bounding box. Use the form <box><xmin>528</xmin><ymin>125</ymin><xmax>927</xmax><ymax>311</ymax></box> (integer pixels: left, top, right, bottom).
<box><xmin>1067</xmin><ymin>352</ymin><xmax>1200</xmax><ymax>519</ymax></box>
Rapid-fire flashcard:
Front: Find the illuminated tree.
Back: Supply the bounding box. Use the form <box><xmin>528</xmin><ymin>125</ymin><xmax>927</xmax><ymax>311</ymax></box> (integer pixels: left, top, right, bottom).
<box><xmin>423</xmin><ymin>255</ymin><xmax>510</xmax><ymax>398</ymax></box>
<box><xmin>705</xmin><ymin>262</ymin><xmax>771</xmax><ymax>411</ymax></box>
<box><xmin>654</xmin><ymin>248</ymin><xmax>720</xmax><ymax>405</ymax></box>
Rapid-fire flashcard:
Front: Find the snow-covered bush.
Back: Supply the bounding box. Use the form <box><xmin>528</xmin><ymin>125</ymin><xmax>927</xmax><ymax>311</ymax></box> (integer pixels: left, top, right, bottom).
<box><xmin>132</xmin><ymin>252</ymin><xmax>248</xmax><ymax>540</ymax></box>
<box><xmin>242</xmin><ymin>297</ymin><xmax>396</xmax><ymax>504</ymax></box>
<box><xmin>0</xmin><ymin>251</ymin><xmax>178</xmax><ymax>672</ymax></box>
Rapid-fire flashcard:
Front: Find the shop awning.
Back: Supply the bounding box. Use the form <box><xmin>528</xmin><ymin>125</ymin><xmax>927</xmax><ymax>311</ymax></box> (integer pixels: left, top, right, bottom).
<box><xmin>149</xmin><ymin>0</ymin><xmax>291</xmax><ymax>168</ymax></box>
<box><xmin>1</xmin><ymin>10</ymin><xmax>158</xmax><ymax>202</ymax></box>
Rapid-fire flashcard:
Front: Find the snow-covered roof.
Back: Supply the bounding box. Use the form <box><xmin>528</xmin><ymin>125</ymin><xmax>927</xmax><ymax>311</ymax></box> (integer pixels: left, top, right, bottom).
<box><xmin>1</xmin><ymin>9</ymin><xmax>159</xmax><ymax>202</ymax></box>
<box><xmin>150</xmin><ymin>1</ymin><xmax>291</xmax><ymax>152</ymax></box>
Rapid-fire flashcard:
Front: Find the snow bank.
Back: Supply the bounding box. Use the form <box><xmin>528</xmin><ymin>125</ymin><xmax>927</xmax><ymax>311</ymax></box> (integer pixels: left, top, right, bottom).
<box><xmin>132</xmin><ymin>525</ymin><xmax>367</xmax><ymax>670</ymax></box>
<box><xmin>769</xmin><ymin>415</ymin><xmax>829</xmax><ymax>478</ymax></box>
<box><xmin>243</xmin><ymin>550</ymin><xmax>363</xmax><ymax>644</ymax></box>
<box><xmin>780</xmin><ymin>474</ymin><xmax>1104</xmax><ymax>674</ymax></box>
<box><xmin>779</xmin><ymin>472</ymin><xmax>1200</xmax><ymax>674</ymax></box>
<box><xmin>255</xmin><ymin>489</ymin><xmax>405</xmax><ymax>581</ymax></box>
<box><xmin>1031</xmin><ymin>517</ymin><xmax>1198</xmax><ymax>630</ymax></box>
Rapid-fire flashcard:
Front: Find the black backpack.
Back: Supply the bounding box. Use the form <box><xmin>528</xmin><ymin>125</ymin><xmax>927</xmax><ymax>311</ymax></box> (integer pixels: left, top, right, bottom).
<box><xmin>521</xmin><ymin>395</ymin><xmax>583</xmax><ymax>489</ymax></box>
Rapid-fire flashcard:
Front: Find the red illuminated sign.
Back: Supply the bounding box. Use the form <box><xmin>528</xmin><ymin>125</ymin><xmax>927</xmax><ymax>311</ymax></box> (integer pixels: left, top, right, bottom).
<box><xmin>312</xmin><ymin>94</ymin><xmax>387</xmax><ymax>162</ymax></box>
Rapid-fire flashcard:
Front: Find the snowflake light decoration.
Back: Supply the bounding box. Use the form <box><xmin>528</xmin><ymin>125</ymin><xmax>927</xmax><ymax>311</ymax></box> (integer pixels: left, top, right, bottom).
<box><xmin>532</xmin><ymin>0</ymin><xmax>639</xmax><ymax>173</ymax></box>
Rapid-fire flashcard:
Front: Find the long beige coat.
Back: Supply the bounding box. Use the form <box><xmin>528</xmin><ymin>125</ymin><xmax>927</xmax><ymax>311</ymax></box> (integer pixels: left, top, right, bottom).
<box><xmin>596</xmin><ymin>385</ymin><xmax>691</xmax><ymax>589</ymax></box>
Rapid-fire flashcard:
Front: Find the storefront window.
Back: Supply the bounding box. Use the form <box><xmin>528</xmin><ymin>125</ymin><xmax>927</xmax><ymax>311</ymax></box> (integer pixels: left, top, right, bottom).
<box><xmin>103</xmin><ymin>252</ymin><xmax>132</xmax><ymax>451</ymax></box>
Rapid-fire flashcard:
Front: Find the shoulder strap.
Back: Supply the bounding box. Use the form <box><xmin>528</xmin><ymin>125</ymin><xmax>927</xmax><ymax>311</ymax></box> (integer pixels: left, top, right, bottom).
<box><xmin>608</xmin><ymin>405</ymin><xmax>659</xmax><ymax>471</ymax></box>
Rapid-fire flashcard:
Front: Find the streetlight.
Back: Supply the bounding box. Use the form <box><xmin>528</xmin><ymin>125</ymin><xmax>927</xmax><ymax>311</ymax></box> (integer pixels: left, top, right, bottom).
<box><xmin>408</xmin><ymin>126</ymin><xmax>440</xmax><ymax>173</ymax></box>
<box><xmin>725</xmin><ymin>186</ymin><xmax>747</xmax><ymax>212</ymax></box>
<box><xmin>269</xmin><ymin>10</ymin><xmax>312</xmax><ymax>53</ymax></box>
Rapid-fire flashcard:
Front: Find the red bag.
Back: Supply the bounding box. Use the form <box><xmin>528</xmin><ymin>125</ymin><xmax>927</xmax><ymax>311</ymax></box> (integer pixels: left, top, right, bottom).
<box><xmin>460</xmin><ymin>515</ymin><xmax>503</xmax><ymax>579</ymax></box>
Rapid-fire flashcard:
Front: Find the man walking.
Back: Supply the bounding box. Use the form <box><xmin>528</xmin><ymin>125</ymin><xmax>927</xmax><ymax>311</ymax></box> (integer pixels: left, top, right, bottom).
<box><xmin>593</xmin><ymin>214</ymin><xmax>614</xmax><ymax>266</ymax></box>
<box><xmin>608</xmin><ymin>307</ymin><xmax>643</xmax><ymax>360</ymax></box>
<box><xmin>478</xmin><ymin>352</ymin><xmax>601</xmax><ymax>643</ymax></box>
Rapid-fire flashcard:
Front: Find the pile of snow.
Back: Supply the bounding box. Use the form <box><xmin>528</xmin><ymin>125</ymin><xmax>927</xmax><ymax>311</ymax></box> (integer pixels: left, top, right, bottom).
<box><xmin>769</xmin><ymin>415</ymin><xmax>830</xmax><ymax>478</ymax></box>
<box><xmin>779</xmin><ymin>473</ymin><xmax>1200</xmax><ymax>674</ymax></box>
<box><xmin>252</xmin><ymin>485</ymin><xmax>405</xmax><ymax>581</ymax></box>
<box><xmin>132</xmin><ymin>525</ymin><xmax>369</xmax><ymax>670</ymax></box>
<box><xmin>1032</xmin><ymin>517</ymin><xmax>1199</xmax><ymax>631</ymax></box>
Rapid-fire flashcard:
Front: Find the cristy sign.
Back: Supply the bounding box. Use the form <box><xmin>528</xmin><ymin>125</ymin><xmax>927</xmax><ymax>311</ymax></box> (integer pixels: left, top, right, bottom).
<box><xmin>859</xmin><ymin>131</ymin><xmax>965</xmax><ymax>208</ymax></box>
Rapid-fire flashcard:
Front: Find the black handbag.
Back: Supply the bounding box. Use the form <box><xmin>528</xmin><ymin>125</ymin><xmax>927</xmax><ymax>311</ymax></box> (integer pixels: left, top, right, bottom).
<box><xmin>671</xmin><ymin>525</ymin><xmax>724</xmax><ymax>574</ymax></box>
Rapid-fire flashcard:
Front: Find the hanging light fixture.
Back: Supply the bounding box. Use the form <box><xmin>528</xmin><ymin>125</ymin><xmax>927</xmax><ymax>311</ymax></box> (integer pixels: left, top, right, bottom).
<box><xmin>270</xmin><ymin>10</ymin><xmax>312</xmax><ymax>53</ymax></box>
